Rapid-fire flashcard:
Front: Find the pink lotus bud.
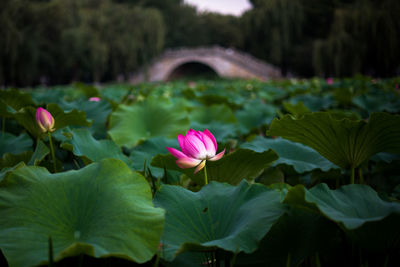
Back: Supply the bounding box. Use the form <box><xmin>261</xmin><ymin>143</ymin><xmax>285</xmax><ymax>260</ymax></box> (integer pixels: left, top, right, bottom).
<box><xmin>89</xmin><ymin>97</ymin><xmax>101</xmax><ymax>102</ymax></box>
<box><xmin>326</xmin><ymin>78</ymin><xmax>334</xmax><ymax>85</ymax></box>
<box><xmin>166</xmin><ymin>129</ymin><xmax>225</xmax><ymax>174</ymax></box>
<box><xmin>36</xmin><ymin>107</ymin><xmax>55</xmax><ymax>133</ymax></box>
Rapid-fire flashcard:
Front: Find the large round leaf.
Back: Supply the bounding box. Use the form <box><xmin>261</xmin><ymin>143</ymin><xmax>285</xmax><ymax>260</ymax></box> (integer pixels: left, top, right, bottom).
<box><xmin>58</xmin><ymin>99</ymin><xmax>112</xmax><ymax>138</ymax></box>
<box><xmin>0</xmin><ymin>89</ymin><xmax>35</xmax><ymax>117</ymax></box>
<box><xmin>0</xmin><ymin>159</ymin><xmax>165</xmax><ymax>267</ymax></box>
<box><xmin>189</xmin><ymin>104</ymin><xmax>237</xmax><ymax>124</ymax></box>
<box><xmin>151</xmin><ymin>148</ymin><xmax>278</xmax><ymax>185</ymax></box>
<box><xmin>189</xmin><ymin>104</ymin><xmax>238</xmax><ymax>141</ymax></box>
<box><xmin>60</xmin><ymin>129</ymin><xmax>131</xmax><ymax>165</ymax></box>
<box><xmin>305</xmin><ymin>183</ymin><xmax>400</xmax><ymax>230</ymax></box>
<box><xmin>235</xmin><ymin>100</ymin><xmax>276</xmax><ymax>134</ymax></box>
<box><xmin>283</xmin><ymin>184</ymin><xmax>400</xmax><ymax>230</ymax></box>
<box><xmin>0</xmin><ymin>132</ymin><xmax>33</xmax><ymax>157</ymax></box>
<box><xmin>108</xmin><ymin>98</ymin><xmax>189</xmax><ymax>147</ymax></box>
<box><xmin>154</xmin><ymin>180</ymin><xmax>287</xmax><ymax>261</ymax></box>
<box><xmin>241</xmin><ymin>136</ymin><xmax>338</xmax><ymax>173</ymax></box>
<box><xmin>268</xmin><ymin>112</ymin><xmax>400</xmax><ymax>169</ymax></box>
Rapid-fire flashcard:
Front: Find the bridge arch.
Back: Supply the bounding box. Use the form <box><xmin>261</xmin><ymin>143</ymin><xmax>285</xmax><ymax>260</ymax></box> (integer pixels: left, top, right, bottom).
<box><xmin>167</xmin><ymin>61</ymin><xmax>219</xmax><ymax>80</ymax></box>
<box><xmin>130</xmin><ymin>46</ymin><xmax>281</xmax><ymax>83</ymax></box>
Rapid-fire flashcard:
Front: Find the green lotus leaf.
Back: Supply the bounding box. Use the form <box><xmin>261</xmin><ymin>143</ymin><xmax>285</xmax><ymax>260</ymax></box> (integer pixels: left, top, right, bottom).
<box><xmin>154</xmin><ymin>180</ymin><xmax>287</xmax><ymax>261</ymax></box>
<box><xmin>305</xmin><ymin>183</ymin><xmax>400</xmax><ymax>229</ymax></box>
<box><xmin>58</xmin><ymin>99</ymin><xmax>112</xmax><ymax>138</ymax></box>
<box><xmin>0</xmin><ymin>159</ymin><xmax>165</xmax><ymax>267</ymax></box>
<box><xmin>353</xmin><ymin>93</ymin><xmax>400</xmax><ymax>114</ymax></box>
<box><xmin>189</xmin><ymin>104</ymin><xmax>238</xmax><ymax>141</ymax></box>
<box><xmin>190</xmin><ymin>121</ymin><xmax>238</xmax><ymax>142</ymax></box>
<box><xmin>73</xmin><ymin>82</ymin><xmax>100</xmax><ymax>98</ymax></box>
<box><xmin>241</xmin><ymin>136</ymin><xmax>339</xmax><ymax>173</ymax></box>
<box><xmin>189</xmin><ymin>104</ymin><xmax>237</xmax><ymax>124</ymax></box>
<box><xmin>267</xmin><ymin>112</ymin><xmax>400</xmax><ymax>169</ymax></box>
<box><xmin>289</xmin><ymin>94</ymin><xmax>334</xmax><ymax>112</ymax></box>
<box><xmin>60</xmin><ymin>129</ymin><xmax>131</xmax><ymax>165</ymax></box>
<box><xmin>27</xmin><ymin>140</ymin><xmax>49</xmax><ymax>166</ymax></box>
<box><xmin>283</xmin><ymin>101</ymin><xmax>310</xmax><ymax>116</ymax></box>
<box><xmin>0</xmin><ymin>151</ymin><xmax>33</xmax><ymax>169</ymax></box>
<box><xmin>0</xmin><ymin>89</ymin><xmax>35</xmax><ymax>117</ymax></box>
<box><xmin>46</xmin><ymin>103</ymin><xmax>92</xmax><ymax>130</ymax></box>
<box><xmin>14</xmin><ymin>104</ymin><xmax>91</xmax><ymax>138</ymax></box>
<box><xmin>129</xmin><ymin>137</ymin><xmax>178</xmax><ymax>178</ymax></box>
<box><xmin>235</xmin><ymin>100</ymin><xmax>276</xmax><ymax>134</ymax></box>
<box><xmin>108</xmin><ymin>98</ymin><xmax>189</xmax><ymax>148</ymax></box>
<box><xmin>0</xmin><ymin>162</ymin><xmax>26</xmax><ymax>184</ymax></box>
<box><xmin>151</xmin><ymin>148</ymin><xmax>278</xmax><ymax>185</ymax></box>
<box><xmin>0</xmin><ymin>132</ymin><xmax>33</xmax><ymax>157</ymax></box>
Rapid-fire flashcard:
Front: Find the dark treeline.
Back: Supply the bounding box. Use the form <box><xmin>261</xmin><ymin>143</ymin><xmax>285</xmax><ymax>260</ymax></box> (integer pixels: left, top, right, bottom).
<box><xmin>1</xmin><ymin>0</ymin><xmax>399</xmax><ymax>86</ymax></box>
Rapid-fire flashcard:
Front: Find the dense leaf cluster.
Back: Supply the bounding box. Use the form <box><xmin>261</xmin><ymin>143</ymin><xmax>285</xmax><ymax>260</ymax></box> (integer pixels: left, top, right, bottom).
<box><xmin>0</xmin><ymin>77</ymin><xmax>400</xmax><ymax>266</ymax></box>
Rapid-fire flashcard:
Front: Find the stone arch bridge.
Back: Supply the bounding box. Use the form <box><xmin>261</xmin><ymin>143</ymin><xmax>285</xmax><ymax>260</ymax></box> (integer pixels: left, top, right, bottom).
<box><xmin>130</xmin><ymin>46</ymin><xmax>281</xmax><ymax>83</ymax></box>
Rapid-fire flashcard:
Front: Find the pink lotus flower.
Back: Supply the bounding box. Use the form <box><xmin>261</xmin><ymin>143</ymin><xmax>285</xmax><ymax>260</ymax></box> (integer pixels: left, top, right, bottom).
<box><xmin>36</xmin><ymin>107</ymin><xmax>55</xmax><ymax>133</ymax></box>
<box><xmin>326</xmin><ymin>77</ymin><xmax>334</xmax><ymax>85</ymax></box>
<box><xmin>166</xmin><ymin>129</ymin><xmax>225</xmax><ymax>174</ymax></box>
<box><xmin>89</xmin><ymin>97</ymin><xmax>101</xmax><ymax>102</ymax></box>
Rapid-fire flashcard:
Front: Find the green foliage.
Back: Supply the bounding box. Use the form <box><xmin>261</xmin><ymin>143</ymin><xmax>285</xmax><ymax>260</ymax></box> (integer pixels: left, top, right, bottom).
<box><xmin>0</xmin><ymin>78</ymin><xmax>400</xmax><ymax>266</ymax></box>
<box><xmin>305</xmin><ymin>183</ymin><xmax>400</xmax><ymax>229</ymax></box>
<box><xmin>0</xmin><ymin>159</ymin><xmax>165</xmax><ymax>266</ymax></box>
<box><xmin>27</xmin><ymin>140</ymin><xmax>49</xmax><ymax>166</ymax></box>
<box><xmin>151</xmin><ymin>148</ymin><xmax>278</xmax><ymax>185</ymax></box>
<box><xmin>153</xmin><ymin>180</ymin><xmax>287</xmax><ymax>261</ymax></box>
<box><xmin>129</xmin><ymin>137</ymin><xmax>178</xmax><ymax>178</ymax></box>
<box><xmin>0</xmin><ymin>133</ymin><xmax>33</xmax><ymax>157</ymax></box>
<box><xmin>108</xmin><ymin>98</ymin><xmax>190</xmax><ymax>147</ymax></box>
<box><xmin>60</xmin><ymin>128</ymin><xmax>131</xmax><ymax>165</ymax></box>
<box><xmin>268</xmin><ymin>112</ymin><xmax>400</xmax><ymax>169</ymax></box>
<box><xmin>241</xmin><ymin>136</ymin><xmax>338</xmax><ymax>173</ymax></box>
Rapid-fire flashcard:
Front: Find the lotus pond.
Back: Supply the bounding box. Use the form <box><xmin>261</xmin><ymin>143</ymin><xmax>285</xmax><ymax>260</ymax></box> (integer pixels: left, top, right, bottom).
<box><xmin>0</xmin><ymin>77</ymin><xmax>400</xmax><ymax>267</ymax></box>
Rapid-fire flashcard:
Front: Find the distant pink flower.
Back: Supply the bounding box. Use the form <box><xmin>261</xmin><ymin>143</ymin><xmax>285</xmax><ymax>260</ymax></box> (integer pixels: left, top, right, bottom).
<box><xmin>36</xmin><ymin>107</ymin><xmax>55</xmax><ymax>133</ymax></box>
<box><xmin>395</xmin><ymin>84</ymin><xmax>398</xmax><ymax>90</ymax></box>
<box><xmin>326</xmin><ymin>77</ymin><xmax>334</xmax><ymax>85</ymax></box>
<box><xmin>166</xmin><ymin>129</ymin><xmax>225</xmax><ymax>174</ymax></box>
<box><xmin>89</xmin><ymin>97</ymin><xmax>101</xmax><ymax>102</ymax></box>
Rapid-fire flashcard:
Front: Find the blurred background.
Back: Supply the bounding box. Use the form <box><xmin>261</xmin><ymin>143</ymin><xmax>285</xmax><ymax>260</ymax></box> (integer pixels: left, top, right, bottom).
<box><xmin>0</xmin><ymin>0</ymin><xmax>399</xmax><ymax>86</ymax></box>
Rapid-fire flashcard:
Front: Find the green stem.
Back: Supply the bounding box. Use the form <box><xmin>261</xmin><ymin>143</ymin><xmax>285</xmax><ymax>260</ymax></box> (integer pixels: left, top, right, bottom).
<box><xmin>315</xmin><ymin>252</ymin><xmax>321</xmax><ymax>267</ymax></box>
<box><xmin>153</xmin><ymin>252</ymin><xmax>160</xmax><ymax>267</ymax></box>
<box><xmin>204</xmin><ymin>163</ymin><xmax>208</xmax><ymax>185</ymax></box>
<box><xmin>286</xmin><ymin>253</ymin><xmax>291</xmax><ymax>267</ymax></box>
<box><xmin>1</xmin><ymin>116</ymin><xmax>5</xmax><ymax>134</ymax></box>
<box><xmin>359</xmin><ymin>168</ymin><xmax>364</xmax><ymax>184</ymax></box>
<box><xmin>350</xmin><ymin>167</ymin><xmax>355</xmax><ymax>184</ymax></box>
<box><xmin>48</xmin><ymin>132</ymin><xmax>57</xmax><ymax>173</ymax></box>
<box><xmin>48</xmin><ymin>236</ymin><xmax>53</xmax><ymax>267</ymax></box>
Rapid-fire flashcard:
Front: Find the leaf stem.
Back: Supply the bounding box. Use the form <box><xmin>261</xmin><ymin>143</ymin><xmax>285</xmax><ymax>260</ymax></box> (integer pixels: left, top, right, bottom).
<box><xmin>48</xmin><ymin>236</ymin><xmax>53</xmax><ymax>267</ymax></box>
<box><xmin>204</xmin><ymin>163</ymin><xmax>208</xmax><ymax>185</ymax></box>
<box><xmin>48</xmin><ymin>132</ymin><xmax>57</xmax><ymax>173</ymax></box>
<box><xmin>315</xmin><ymin>252</ymin><xmax>321</xmax><ymax>267</ymax></box>
<box><xmin>359</xmin><ymin>168</ymin><xmax>364</xmax><ymax>184</ymax></box>
<box><xmin>1</xmin><ymin>116</ymin><xmax>5</xmax><ymax>134</ymax></box>
<box><xmin>350</xmin><ymin>167</ymin><xmax>355</xmax><ymax>184</ymax></box>
<box><xmin>286</xmin><ymin>253</ymin><xmax>291</xmax><ymax>267</ymax></box>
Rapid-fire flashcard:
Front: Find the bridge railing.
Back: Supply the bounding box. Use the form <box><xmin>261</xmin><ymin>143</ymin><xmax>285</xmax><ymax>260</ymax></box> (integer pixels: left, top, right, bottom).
<box><xmin>161</xmin><ymin>46</ymin><xmax>281</xmax><ymax>78</ymax></box>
